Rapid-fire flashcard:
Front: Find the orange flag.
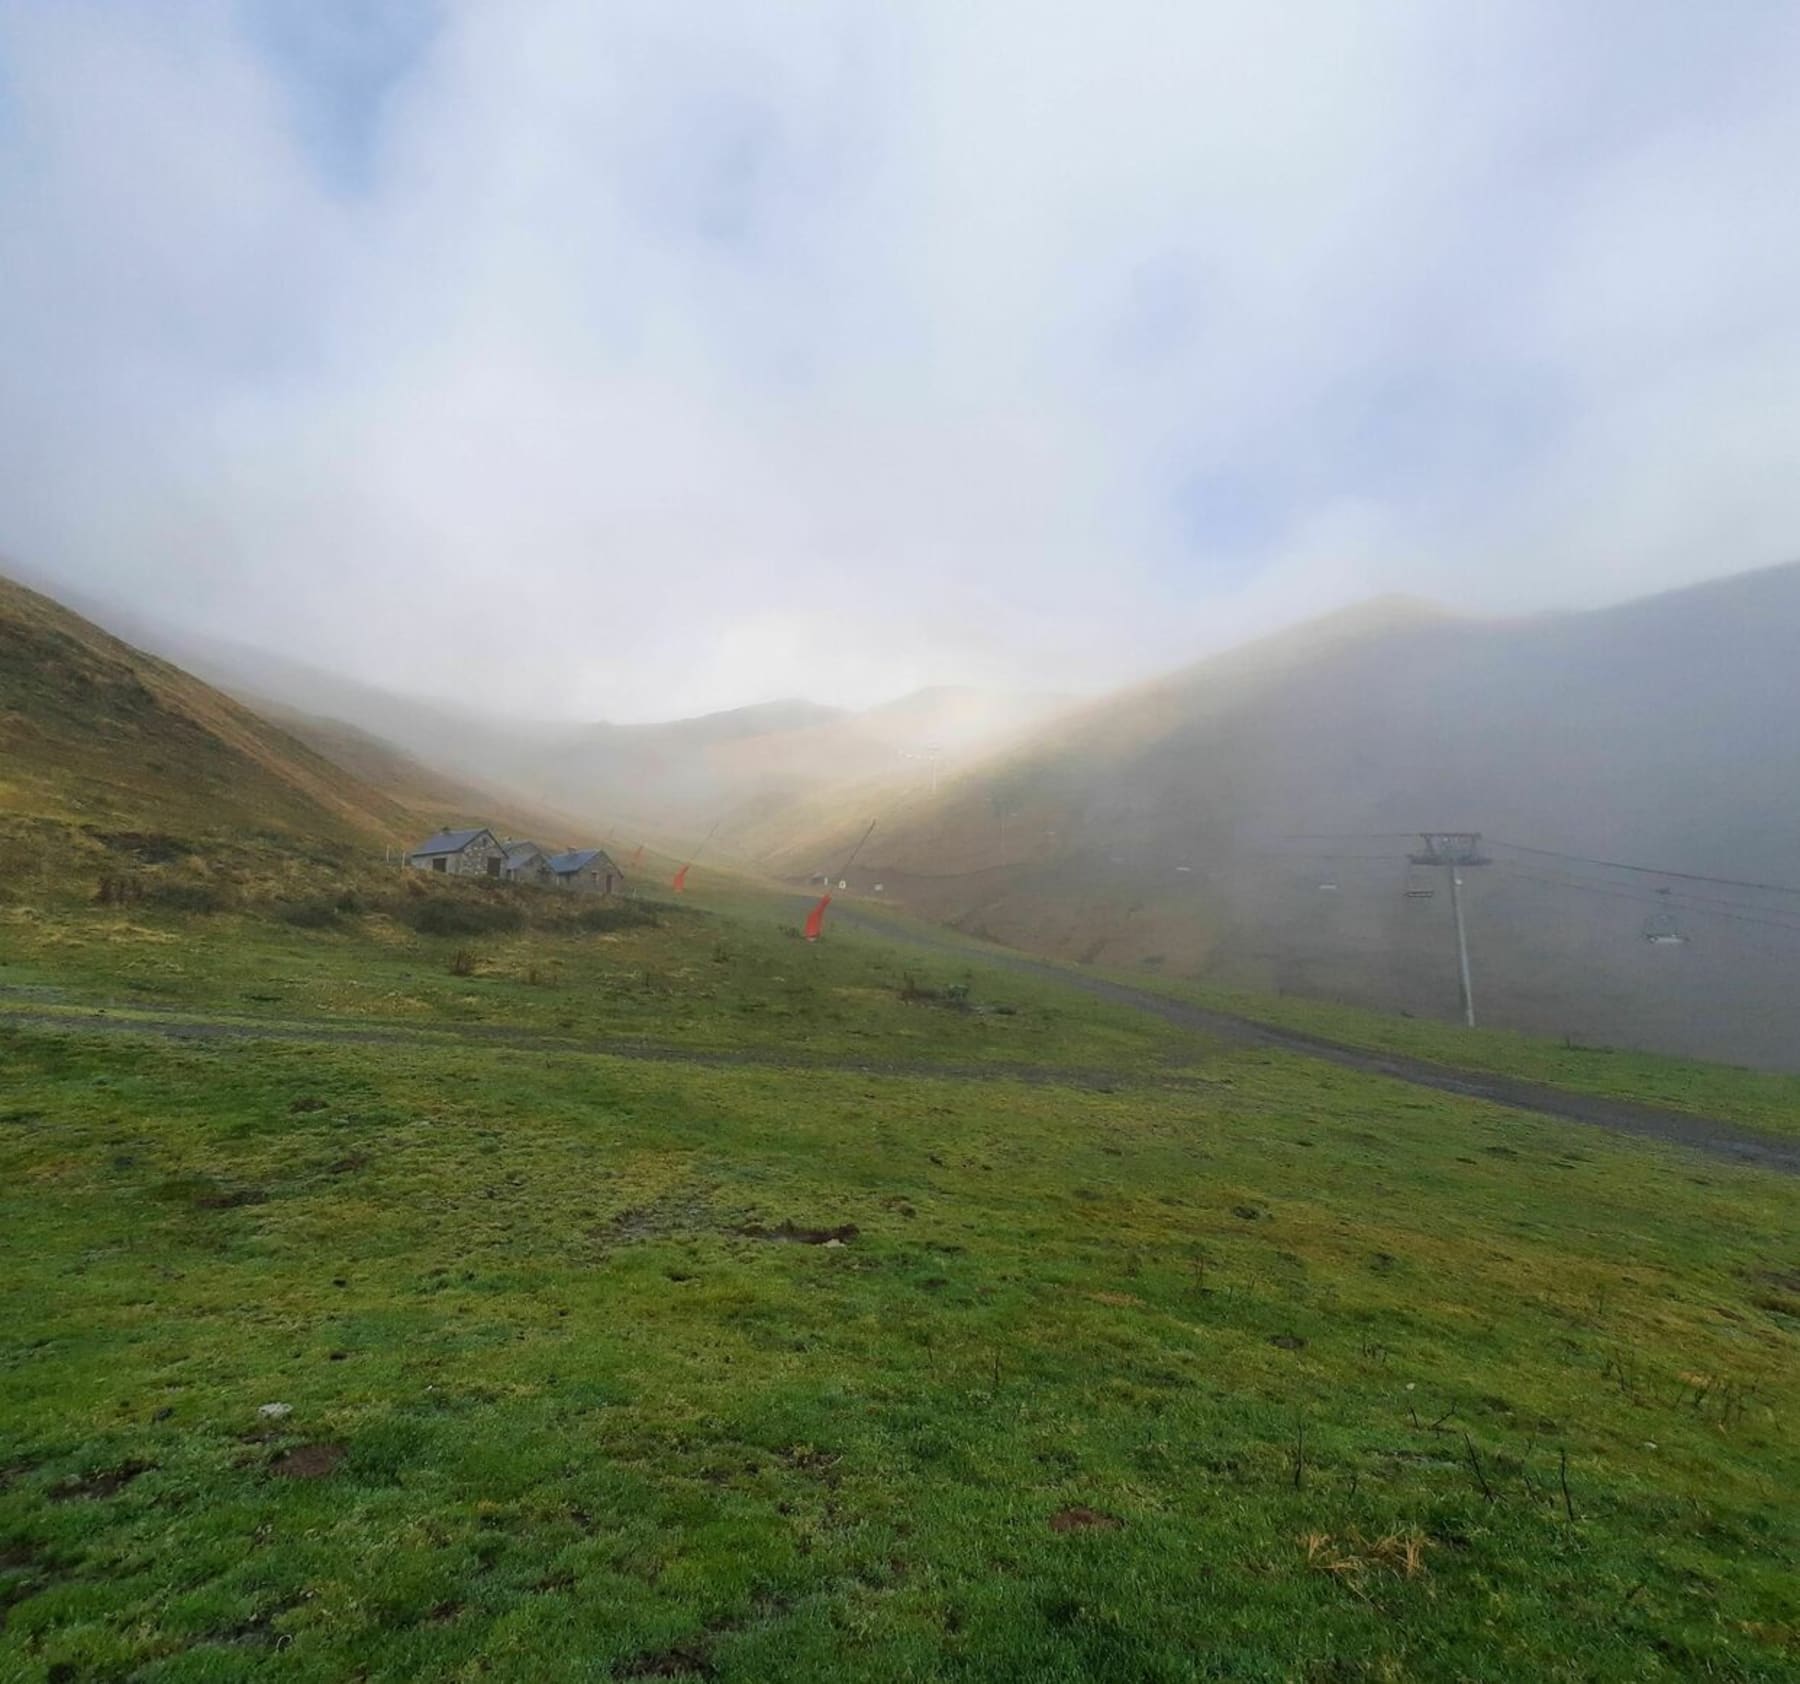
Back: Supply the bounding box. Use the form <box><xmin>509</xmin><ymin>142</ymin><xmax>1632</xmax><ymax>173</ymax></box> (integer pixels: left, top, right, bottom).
<box><xmin>672</xmin><ymin>864</ymin><xmax>689</xmax><ymax>892</ymax></box>
<box><xmin>803</xmin><ymin>892</ymin><xmax>831</xmax><ymax>941</ymax></box>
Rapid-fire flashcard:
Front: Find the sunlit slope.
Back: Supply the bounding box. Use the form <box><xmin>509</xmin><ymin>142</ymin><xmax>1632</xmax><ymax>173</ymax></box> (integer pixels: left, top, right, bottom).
<box><xmin>0</xmin><ymin>573</ymin><xmax>413</xmax><ymax>848</ymax></box>
<box><xmin>774</xmin><ymin>564</ymin><xmax>1800</xmax><ymax>1068</ymax></box>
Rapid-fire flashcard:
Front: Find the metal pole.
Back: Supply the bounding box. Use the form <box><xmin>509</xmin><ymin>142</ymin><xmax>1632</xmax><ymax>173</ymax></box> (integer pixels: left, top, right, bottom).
<box><xmin>1447</xmin><ymin>860</ymin><xmax>1475</xmax><ymax>1027</ymax></box>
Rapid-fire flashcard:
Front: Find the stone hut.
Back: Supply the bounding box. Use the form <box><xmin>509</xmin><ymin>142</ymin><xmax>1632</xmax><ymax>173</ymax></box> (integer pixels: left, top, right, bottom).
<box><xmin>500</xmin><ymin>840</ymin><xmax>556</xmax><ymax>886</ymax></box>
<box><xmin>406</xmin><ymin>827</ymin><xmax>506</xmax><ymax>879</ymax></box>
<box><xmin>545</xmin><ymin>848</ymin><xmax>624</xmax><ymax>894</ymax></box>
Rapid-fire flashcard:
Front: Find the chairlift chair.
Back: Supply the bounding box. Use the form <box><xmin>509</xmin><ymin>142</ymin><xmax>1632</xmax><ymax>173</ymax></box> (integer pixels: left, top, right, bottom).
<box><xmin>1643</xmin><ymin>887</ymin><xmax>1687</xmax><ymax>945</ymax></box>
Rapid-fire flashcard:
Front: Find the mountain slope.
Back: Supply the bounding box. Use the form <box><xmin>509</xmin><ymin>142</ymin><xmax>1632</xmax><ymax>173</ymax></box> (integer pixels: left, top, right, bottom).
<box><xmin>249</xmin><ymin>703</ymin><xmax>600</xmax><ymax>847</ymax></box>
<box><xmin>779</xmin><ymin>563</ymin><xmax>1800</xmax><ymax>1068</ymax></box>
<box><xmin>0</xmin><ymin>573</ymin><xmax>415</xmax><ymax>851</ymax></box>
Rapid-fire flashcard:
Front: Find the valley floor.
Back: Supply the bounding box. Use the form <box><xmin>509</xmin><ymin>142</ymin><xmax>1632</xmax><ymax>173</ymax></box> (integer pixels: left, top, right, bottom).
<box><xmin>2</xmin><ymin>885</ymin><xmax>1797</xmax><ymax>1681</ymax></box>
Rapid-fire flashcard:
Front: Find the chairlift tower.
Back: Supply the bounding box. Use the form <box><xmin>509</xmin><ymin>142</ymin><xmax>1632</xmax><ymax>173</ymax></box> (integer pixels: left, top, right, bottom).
<box><xmin>1409</xmin><ymin>833</ymin><xmax>1490</xmax><ymax>1027</ymax></box>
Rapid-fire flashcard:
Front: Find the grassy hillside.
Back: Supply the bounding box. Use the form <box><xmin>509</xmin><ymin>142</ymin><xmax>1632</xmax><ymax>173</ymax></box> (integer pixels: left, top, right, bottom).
<box><xmin>2</xmin><ymin>878</ymin><xmax>1796</xmax><ymax>1680</ymax></box>
<box><xmin>0</xmin><ymin>574</ymin><xmax>415</xmax><ymax>867</ymax></box>
<box><xmin>772</xmin><ymin>566</ymin><xmax>1800</xmax><ymax>1071</ymax></box>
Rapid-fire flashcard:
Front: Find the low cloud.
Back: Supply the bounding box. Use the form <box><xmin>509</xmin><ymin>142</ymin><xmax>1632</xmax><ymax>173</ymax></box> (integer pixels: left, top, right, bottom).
<box><xmin>2</xmin><ymin>1</ymin><xmax>1797</xmax><ymax>719</ymax></box>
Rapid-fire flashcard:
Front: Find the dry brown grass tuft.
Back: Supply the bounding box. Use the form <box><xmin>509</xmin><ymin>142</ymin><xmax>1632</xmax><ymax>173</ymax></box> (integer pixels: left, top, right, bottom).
<box><xmin>1301</xmin><ymin>1529</ymin><xmax>1430</xmax><ymax>1595</ymax></box>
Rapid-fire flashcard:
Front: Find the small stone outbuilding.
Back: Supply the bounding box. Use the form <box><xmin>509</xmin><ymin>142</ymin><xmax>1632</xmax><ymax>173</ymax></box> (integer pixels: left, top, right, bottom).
<box><xmin>500</xmin><ymin>840</ymin><xmax>556</xmax><ymax>886</ymax></box>
<box><xmin>545</xmin><ymin>848</ymin><xmax>624</xmax><ymax>894</ymax></box>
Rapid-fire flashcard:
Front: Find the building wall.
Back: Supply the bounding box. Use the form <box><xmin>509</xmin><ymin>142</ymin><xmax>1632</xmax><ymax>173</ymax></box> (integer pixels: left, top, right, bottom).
<box><xmin>409</xmin><ymin>833</ymin><xmax>506</xmax><ymax>878</ymax></box>
<box><xmin>556</xmin><ymin>862</ymin><xmax>622</xmax><ymax>894</ymax></box>
<box><xmin>504</xmin><ymin>851</ymin><xmax>554</xmax><ymax>886</ymax></box>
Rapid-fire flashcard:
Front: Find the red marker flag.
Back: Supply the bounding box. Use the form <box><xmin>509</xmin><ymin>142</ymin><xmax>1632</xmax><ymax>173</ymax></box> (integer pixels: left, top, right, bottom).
<box><xmin>672</xmin><ymin>863</ymin><xmax>690</xmax><ymax>892</ymax></box>
<box><xmin>803</xmin><ymin>892</ymin><xmax>831</xmax><ymax>942</ymax></box>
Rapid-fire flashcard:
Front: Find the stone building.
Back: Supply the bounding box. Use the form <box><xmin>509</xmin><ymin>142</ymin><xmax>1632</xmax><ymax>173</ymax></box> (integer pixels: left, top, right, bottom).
<box><xmin>406</xmin><ymin>827</ymin><xmax>506</xmax><ymax>878</ymax></box>
<box><xmin>500</xmin><ymin>840</ymin><xmax>556</xmax><ymax>885</ymax></box>
<box><xmin>545</xmin><ymin>848</ymin><xmax>624</xmax><ymax>894</ymax></box>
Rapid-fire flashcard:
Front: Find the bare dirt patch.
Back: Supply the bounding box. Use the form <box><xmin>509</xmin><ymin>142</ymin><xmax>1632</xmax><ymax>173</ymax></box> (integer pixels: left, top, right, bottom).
<box><xmin>735</xmin><ymin>1221</ymin><xmax>858</xmax><ymax>1245</ymax></box>
<box><xmin>1049</xmin><ymin>1506</ymin><xmax>1123</xmax><ymax>1533</ymax></box>
<box><xmin>269</xmin><ymin>1443</ymin><xmax>345</xmax><ymax>1479</ymax></box>
<box><xmin>615</xmin><ymin>1643</ymin><xmax>716</xmax><ymax>1678</ymax></box>
<box><xmin>49</xmin><ymin>1461</ymin><xmax>152</xmax><ymax>1501</ymax></box>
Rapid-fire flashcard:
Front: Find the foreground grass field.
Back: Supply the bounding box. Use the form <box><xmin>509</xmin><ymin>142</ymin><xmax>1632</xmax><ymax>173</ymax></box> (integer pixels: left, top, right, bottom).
<box><xmin>3</xmin><ymin>951</ymin><xmax>1797</xmax><ymax>1679</ymax></box>
<box><xmin>3</xmin><ymin>870</ymin><xmax>1798</xmax><ymax>1678</ymax></box>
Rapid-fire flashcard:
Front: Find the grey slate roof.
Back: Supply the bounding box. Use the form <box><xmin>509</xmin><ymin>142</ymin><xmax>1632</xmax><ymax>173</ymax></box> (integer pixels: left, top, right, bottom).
<box><xmin>502</xmin><ymin>840</ymin><xmax>547</xmax><ymax>867</ymax></box>
<box><xmin>545</xmin><ymin>848</ymin><xmax>612</xmax><ymax>876</ymax></box>
<box><xmin>409</xmin><ymin>827</ymin><xmax>493</xmax><ymax>857</ymax></box>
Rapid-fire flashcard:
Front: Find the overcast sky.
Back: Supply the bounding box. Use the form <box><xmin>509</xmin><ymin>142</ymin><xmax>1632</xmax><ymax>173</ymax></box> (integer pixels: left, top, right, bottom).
<box><xmin>2</xmin><ymin>2</ymin><xmax>1798</xmax><ymax>721</ymax></box>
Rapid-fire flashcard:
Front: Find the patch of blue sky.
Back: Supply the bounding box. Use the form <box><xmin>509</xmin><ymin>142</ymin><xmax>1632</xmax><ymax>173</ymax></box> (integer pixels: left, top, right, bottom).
<box><xmin>1170</xmin><ymin>471</ymin><xmax>1286</xmax><ymax>590</ymax></box>
<box><xmin>236</xmin><ymin>0</ymin><xmax>442</xmax><ymax>193</ymax></box>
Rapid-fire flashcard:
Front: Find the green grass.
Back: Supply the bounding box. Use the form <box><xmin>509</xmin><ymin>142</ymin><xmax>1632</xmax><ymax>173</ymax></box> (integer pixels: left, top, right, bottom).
<box><xmin>1117</xmin><ymin>974</ymin><xmax>1800</xmax><ymax>1140</ymax></box>
<box><xmin>0</xmin><ymin>888</ymin><xmax>1187</xmax><ymax>1074</ymax></box>
<box><xmin>2</xmin><ymin>1022</ymin><xmax>1798</xmax><ymax>1676</ymax></box>
<box><xmin>2</xmin><ymin>880</ymin><xmax>1798</xmax><ymax>1680</ymax></box>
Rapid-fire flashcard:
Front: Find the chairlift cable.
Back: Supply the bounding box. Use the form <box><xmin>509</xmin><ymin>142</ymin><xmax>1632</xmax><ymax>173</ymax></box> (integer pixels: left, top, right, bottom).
<box><xmin>1487</xmin><ymin>839</ymin><xmax>1800</xmax><ymax>898</ymax></box>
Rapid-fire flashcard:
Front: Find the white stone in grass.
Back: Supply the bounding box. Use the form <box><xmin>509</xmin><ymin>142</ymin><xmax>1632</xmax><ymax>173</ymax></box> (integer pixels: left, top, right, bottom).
<box><xmin>258</xmin><ymin>1402</ymin><xmax>293</xmax><ymax>1420</ymax></box>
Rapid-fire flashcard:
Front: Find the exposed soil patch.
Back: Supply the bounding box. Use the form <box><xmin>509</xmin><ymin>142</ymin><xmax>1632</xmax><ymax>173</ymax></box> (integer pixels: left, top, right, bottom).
<box><xmin>269</xmin><ymin>1443</ymin><xmax>345</xmax><ymax>1479</ymax></box>
<box><xmin>735</xmin><ymin>1221</ymin><xmax>858</xmax><ymax>1246</ymax></box>
<box><xmin>152</xmin><ymin>1174</ymin><xmax>267</xmax><ymax>1211</ymax></box>
<box><xmin>1049</xmin><ymin>1506</ymin><xmax>1123</xmax><ymax>1533</ymax></box>
<box><xmin>192</xmin><ymin>1184</ymin><xmax>267</xmax><ymax>1211</ymax></box>
<box><xmin>1232</xmin><ymin>1205</ymin><xmax>1265</xmax><ymax>1221</ymax></box>
<box><xmin>615</xmin><ymin>1643</ymin><xmax>716</xmax><ymax>1678</ymax></box>
<box><xmin>289</xmin><ymin>1096</ymin><xmax>328</xmax><ymax>1114</ymax></box>
<box><xmin>1268</xmin><ymin>1334</ymin><xmax>1307</xmax><ymax>1350</ymax></box>
<box><xmin>50</xmin><ymin>1461</ymin><xmax>152</xmax><ymax>1501</ymax></box>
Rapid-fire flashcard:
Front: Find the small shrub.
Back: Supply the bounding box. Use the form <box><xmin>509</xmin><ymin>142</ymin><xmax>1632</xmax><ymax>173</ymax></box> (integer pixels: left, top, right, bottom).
<box><xmin>900</xmin><ymin>974</ymin><xmax>972</xmax><ymax>1011</ymax></box>
<box><xmin>406</xmin><ymin>898</ymin><xmax>524</xmax><ymax>937</ymax></box>
<box><xmin>572</xmin><ymin>902</ymin><xmax>658</xmax><ymax>934</ymax></box>
<box><xmin>448</xmin><ymin>948</ymin><xmax>477</xmax><ymax>977</ymax></box>
<box><xmin>95</xmin><ymin>874</ymin><xmax>145</xmax><ymax>907</ymax></box>
<box><xmin>145</xmin><ymin>880</ymin><xmax>234</xmax><ymax>914</ymax></box>
<box><xmin>276</xmin><ymin>896</ymin><xmax>340</xmax><ymax>929</ymax></box>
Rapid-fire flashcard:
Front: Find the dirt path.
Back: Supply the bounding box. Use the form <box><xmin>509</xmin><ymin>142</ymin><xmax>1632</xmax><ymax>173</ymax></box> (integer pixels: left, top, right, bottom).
<box><xmin>6</xmin><ymin>918</ymin><xmax>1795</xmax><ymax>1175</ymax></box>
<box><xmin>824</xmin><ymin>903</ymin><xmax>1800</xmax><ymax>1175</ymax></box>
